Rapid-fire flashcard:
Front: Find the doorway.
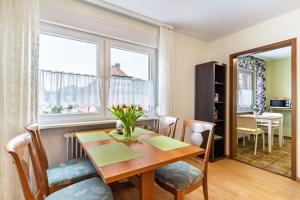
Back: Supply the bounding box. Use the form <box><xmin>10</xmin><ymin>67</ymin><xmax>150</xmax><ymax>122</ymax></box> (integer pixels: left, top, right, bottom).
<box><xmin>229</xmin><ymin>39</ymin><xmax>297</xmax><ymax>180</ymax></box>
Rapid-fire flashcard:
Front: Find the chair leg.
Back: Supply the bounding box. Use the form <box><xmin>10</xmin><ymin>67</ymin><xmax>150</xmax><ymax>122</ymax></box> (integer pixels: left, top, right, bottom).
<box><xmin>262</xmin><ymin>133</ymin><xmax>265</xmax><ymax>151</ymax></box>
<box><xmin>175</xmin><ymin>192</ymin><xmax>183</xmax><ymax>200</ymax></box>
<box><xmin>203</xmin><ymin>177</ymin><xmax>208</xmax><ymax>200</ymax></box>
<box><xmin>254</xmin><ymin>134</ymin><xmax>258</xmax><ymax>155</ymax></box>
<box><xmin>243</xmin><ymin>133</ymin><xmax>246</xmax><ymax>146</ymax></box>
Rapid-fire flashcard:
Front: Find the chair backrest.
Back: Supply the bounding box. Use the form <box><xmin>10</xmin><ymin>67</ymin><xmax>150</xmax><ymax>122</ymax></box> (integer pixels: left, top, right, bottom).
<box><xmin>181</xmin><ymin>120</ymin><xmax>215</xmax><ymax>175</ymax></box>
<box><xmin>237</xmin><ymin>116</ymin><xmax>258</xmax><ymax>130</ymax></box>
<box><xmin>156</xmin><ymin>116</ymin><xmax>179</xmax><ymax>138</ymax></box>
<box><xmin>25</xmin><ymin>123</ymin><xmax>50</xmax><ymax>194</ymax></box>
<box><xmin>5</xmin><ymin>132</ymin><xmax>45</xmax><ymax>200</ymax></box>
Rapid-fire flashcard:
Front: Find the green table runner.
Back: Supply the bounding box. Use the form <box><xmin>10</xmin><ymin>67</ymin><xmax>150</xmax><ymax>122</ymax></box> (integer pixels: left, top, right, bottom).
<box><xmin>143</xmin><ymin>135</ymin><xmax>190</xmax><ymax>151</ymax></box>
<box><xmin>87</xmin><ymin>143</ymin><xmax>143</xmax><ymax>167</ymax></box>
<box><xmin>77</xmin><ymin>131</ymin><xmax>112</xmax><ymax>143</ymax></box>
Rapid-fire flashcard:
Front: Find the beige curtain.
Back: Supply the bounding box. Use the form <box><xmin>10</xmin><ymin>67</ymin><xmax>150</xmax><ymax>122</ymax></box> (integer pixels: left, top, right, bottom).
<box><xmin>158</xmin><ymin>26</ymin><xmax>174</xmax><ymax>115</ymax></box>
<box><xmin>0</xmin><ymin>0</ymin><xmax>39</xmax><ymax>199</ymax></box>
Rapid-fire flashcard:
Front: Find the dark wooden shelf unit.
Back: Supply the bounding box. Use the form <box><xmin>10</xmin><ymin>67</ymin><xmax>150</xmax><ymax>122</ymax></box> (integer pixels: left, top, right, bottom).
<box><xmin>195</xmin><ymin>61</ymin><xmax>226</xmax><ymax>162</ymax></box>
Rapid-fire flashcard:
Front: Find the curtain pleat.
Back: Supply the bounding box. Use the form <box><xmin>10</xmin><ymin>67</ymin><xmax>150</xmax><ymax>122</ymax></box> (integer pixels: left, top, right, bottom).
<box><xmin>0</xmin><ymin>0</ymin><xmax>39</xmax><ymax>199</ymax></box>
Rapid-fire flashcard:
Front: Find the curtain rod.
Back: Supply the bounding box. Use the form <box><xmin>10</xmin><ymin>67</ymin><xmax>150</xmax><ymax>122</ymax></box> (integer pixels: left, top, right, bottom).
<box><xmin>83</xmin><ymin>0</ymin><xmax>174</xmax><ymax>29</ymax></box>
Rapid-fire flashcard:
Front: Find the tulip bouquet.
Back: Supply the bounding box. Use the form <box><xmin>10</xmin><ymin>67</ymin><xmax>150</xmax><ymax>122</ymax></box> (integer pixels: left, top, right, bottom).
<box><xmin>108</xmin><ymin>104</ymin><xmax>144</xmax><ymax>139</ymax></box>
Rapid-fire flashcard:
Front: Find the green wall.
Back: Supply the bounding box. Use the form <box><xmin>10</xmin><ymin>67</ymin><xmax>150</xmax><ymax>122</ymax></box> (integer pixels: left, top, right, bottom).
<box><xmin>265</xmin><ymin>58</ymin><xmax>291</xmax><ymax>137</ymax></box>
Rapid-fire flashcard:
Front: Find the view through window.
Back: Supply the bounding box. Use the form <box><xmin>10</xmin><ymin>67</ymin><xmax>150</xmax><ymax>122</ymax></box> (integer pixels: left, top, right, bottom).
<box><xmin>39</xmin><ymin>33</ymin><xmax>100</xmax><ymax>114</ymax></box>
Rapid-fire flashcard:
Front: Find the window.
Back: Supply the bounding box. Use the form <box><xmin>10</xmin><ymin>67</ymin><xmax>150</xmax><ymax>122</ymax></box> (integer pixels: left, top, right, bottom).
<box><xmin>237</xmin><ymin>68</ymin><xmax>254</xmax><ymax>112</ymax></box>
<box><xmin>39</xmin><ymin>25</ymin><xmax>157</xmax><ymax>123</ymax></box>
<box><xmin>108</xmin><ymin>46</ymin><xmax>155</xmax><ymax>111</ymax></box>
<box><xmin>39</xmin><ymin>33</ymin><xmax>100</xmax><ymax>115</ymax></box>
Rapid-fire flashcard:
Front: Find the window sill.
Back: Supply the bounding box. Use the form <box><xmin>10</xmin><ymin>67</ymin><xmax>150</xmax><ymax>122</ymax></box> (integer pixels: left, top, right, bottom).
<box><xmin>39</xmin><ymin>116</ymin><xmax>157</xmax><ymax>130</ymax></box>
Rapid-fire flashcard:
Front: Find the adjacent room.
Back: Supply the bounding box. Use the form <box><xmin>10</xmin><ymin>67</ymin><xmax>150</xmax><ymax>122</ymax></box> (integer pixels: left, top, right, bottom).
<box><xmin>1</xmin><ymin>1</ymin><xmax>300</xmax><ymax>200</ymax></box>
<box><xmin>236</xmin><ymin>47</ymin><xmax>292</xmax><ymax>177</ymax></box>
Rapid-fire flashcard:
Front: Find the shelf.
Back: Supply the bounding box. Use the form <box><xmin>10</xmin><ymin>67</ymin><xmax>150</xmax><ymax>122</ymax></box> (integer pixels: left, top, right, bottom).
<box><xmin>214</xmin><ymin>101</ymin><xmax>224</xmax><ymax>104</ymax></box>
<box><xmin>214</xmin><ymin>135</ymin><xmax>224</xmax><ymax>141</ymax></box>
<box><xmin>214</xmin><ymin>119</ymin><xmax>224</xmax><ymax>123</ymax></box>
<box><xmin>214</xmin><ymin>82</ymin><xmax>224</xmax><ymax>85</ymax></box>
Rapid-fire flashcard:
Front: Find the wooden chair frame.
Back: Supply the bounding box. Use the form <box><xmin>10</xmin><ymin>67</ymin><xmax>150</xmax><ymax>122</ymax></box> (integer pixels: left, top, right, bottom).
<box><xmin>155</xmin><ymin>119</ymin><xmax>215</xmax><ymax>200</ymax></box>
<box><xmin>25</xmin><ymin>124</ymin><xmax>74</xmax><ymax>194</ymax></box>
<box><xmin>155</xmin><ymin>116</ymin><xmax>179</xmax><ymax>138</ymax></box>
<box><xmin>5</xmin><ymin>132</ymin><xmax>45</xmax><ymax>200</ymax></box>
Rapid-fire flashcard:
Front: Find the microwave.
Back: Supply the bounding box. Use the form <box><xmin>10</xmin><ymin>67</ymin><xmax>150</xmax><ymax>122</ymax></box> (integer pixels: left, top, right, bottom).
<box><xmin>270</xmin><ymin>99</ymin><xmax>291</xmax><ymax>108</ymax></box>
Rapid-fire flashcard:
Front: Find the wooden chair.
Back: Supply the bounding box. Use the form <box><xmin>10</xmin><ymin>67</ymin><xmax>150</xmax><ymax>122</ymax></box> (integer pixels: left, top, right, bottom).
<box><xmin>5</xmin><ymin>132</ymin><xmax>113</xmax><ymax>200</ymax></box>
<box><xmin>25</xmin><ymin>124</ymin><xmax>98</xmax><ymax>194</ymax></box>
<box><xmin>155</xmin><ymin>116</ymin><xmax>179</xmax><ymax>138</ymax></box>
<box><xmin>237</xmin><ymin>116</ymin><xmax>265</xmax><ymax>155</ymax></box>
<box><xmin>155</xmin><ymin>119</ymin><xmax>215</xmax><ymax>200</ymax></box>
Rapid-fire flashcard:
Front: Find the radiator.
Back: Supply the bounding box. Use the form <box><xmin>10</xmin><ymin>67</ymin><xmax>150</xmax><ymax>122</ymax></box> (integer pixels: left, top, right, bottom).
<box><xmin>64</xmin><ymin>132</ymin><xmax>86</xmax><ymax>160</ymax></box>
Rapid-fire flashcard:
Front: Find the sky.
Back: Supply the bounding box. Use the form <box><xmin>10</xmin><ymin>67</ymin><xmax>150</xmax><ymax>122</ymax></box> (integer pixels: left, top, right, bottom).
<box><xmin>39</xmin><ymin>33</ymin><xmax>149</xmax><ymax>80</ymax></box>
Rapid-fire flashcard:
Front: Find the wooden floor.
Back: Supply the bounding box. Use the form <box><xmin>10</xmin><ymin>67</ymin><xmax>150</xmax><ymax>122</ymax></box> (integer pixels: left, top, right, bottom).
<box><xmin>113</xmin><ymin>159</ymin><xmax>300</xmax><ymax>200</ymax></box>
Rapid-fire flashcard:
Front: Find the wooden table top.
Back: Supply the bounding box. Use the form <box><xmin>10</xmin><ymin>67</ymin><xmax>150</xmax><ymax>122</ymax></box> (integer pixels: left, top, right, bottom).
<box><xmin>75</xmin><ymin>129</ymin><xmax>205</xmax><ymax>183</ymax></box>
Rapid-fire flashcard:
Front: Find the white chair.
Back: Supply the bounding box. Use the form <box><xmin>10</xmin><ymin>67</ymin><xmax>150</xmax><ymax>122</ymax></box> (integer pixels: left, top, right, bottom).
<box><xmin>259</xmin><ymin>112</ymin><xmax>284</xmax><ymax>146</ymax></box>
<box><xmin>237</xmin><ymin>116</ymin><xmax>265</xmax><ymax>155</ymax></box>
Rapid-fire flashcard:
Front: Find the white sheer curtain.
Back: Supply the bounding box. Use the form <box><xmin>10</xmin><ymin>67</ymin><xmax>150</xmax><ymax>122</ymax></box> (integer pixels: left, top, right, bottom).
<box><xmin>158</xmin><ymin>26</ymin><xmax>174</xmax><ymax>115</ymax></box>
<box><xmin>0</xmin><ymin>0</ymin><xmax>39</xmax><ymax>199</ymax></box>
<box><xmin>39</xmin><ymin>70</ymin><xmax>100</xmax><ymax>114</ymax></box>
<box><xmin>108</xmin><ymin>77</ymin><xmax>154</xmax><ymax>110</ymax></box>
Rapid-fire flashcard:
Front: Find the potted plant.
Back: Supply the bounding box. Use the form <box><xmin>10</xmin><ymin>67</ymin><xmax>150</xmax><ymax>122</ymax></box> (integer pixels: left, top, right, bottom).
<box><xmin>108</xmin><ymin>104</ymin><xmax>144</xmax><ymax>141</ymax></box>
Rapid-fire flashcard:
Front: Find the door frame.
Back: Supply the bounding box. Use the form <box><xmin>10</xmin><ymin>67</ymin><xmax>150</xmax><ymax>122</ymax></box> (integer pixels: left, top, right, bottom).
<box><xmin>229</xmin><ymin>38</ymin><xmax>297</xmax><ymax>180</ymax></box>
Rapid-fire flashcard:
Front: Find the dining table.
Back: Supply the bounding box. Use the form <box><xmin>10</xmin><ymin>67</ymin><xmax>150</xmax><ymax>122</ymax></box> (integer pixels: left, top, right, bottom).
<box><xmin>242</xmin><ymin>114</ymin><xmax>283</xmax><ymax>153</ymax></box>
<box><xmin>75</xmin><ymin>128</ymin><xmax>205</xmax><ymax>200</ymax></box>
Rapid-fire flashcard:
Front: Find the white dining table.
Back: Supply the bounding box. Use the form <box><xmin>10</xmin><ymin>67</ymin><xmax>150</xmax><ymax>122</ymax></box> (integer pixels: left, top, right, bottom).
<box><xmin>242</xmin><ymin>114</ymin><xmax>283</xmax><ymax>153</ymax></box>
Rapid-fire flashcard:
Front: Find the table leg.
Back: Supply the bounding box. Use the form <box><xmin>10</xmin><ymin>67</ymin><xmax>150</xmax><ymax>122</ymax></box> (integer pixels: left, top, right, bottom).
<box><xmin>279</xmin><ymin>118</ymin><xmax>283</xmax><ymax>148</ymax></box>
<box><xmin>140</xmin><ymin>170</ymin><xmax>155</xmax><ymax>200</ymax></box>
<box><xmin>268</xmin><ymin>121</ymin><xmax>272</xmax><ymax>153</ymax></box>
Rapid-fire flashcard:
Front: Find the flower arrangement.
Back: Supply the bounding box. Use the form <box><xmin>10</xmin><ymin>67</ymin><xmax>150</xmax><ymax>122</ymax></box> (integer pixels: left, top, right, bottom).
<box><xmin>108</xmin><ymin>104</ymin><xmax>144</xmax><ymax>139</ymax></box>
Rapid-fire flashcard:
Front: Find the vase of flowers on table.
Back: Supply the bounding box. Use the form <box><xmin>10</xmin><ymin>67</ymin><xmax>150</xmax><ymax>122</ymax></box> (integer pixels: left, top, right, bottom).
<box><xmin>108</xmin><ymin>104</ymin><xmax>144</xmax><ymax>141</ymax></box>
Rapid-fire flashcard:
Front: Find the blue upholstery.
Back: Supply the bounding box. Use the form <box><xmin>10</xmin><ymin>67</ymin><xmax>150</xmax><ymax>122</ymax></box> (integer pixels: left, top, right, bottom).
<box><xmin>155</xmin><ymin>161</ymin><xmax>204</xmax><ymax>191</ymax></box>
<box><xmin>47</xmin><ymin>157</ymin><xmax>97</xmax><ymax>187</ymax></box>
<box><xmin>46</xmin><ymin>177</ymin><xmax>113</xmax><ymax>200</ymax></box>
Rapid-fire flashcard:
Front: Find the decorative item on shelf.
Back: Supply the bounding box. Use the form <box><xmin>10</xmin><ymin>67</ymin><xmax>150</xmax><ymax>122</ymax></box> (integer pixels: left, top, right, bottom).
<box><xmin>251</xmin><ymin>104</ymin><xmax>259</xmax><ymax>116</ymax></box>
<box><xmin>108</xmin><ymin>104</ymin><xmax>145</xmax><ymax>142</ymax></box>
<box><xmin>214</xmin><ymin>93</ymin><xmax>219</xmax><ymax>102</ymax></box>
<box><xmin>213</xmin><ymin>107</ymin><xmax>218</xmax><ymax>121</ymax></box>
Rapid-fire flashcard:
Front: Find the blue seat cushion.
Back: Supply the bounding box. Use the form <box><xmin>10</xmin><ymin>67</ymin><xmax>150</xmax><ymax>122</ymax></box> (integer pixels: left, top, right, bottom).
<box><xmin>155</xmin><ymin>161</ymin><xmax>204</xmax><ymax>191</ymax></box>
<box><xmin>46</xmin><ymin>177</ymin><xmax>113</xmax><ymax>200</ymax></box>
<box><xmin>47</xmin><ymin>157</ymin><xmax>97</xmax><ymax>187</ymax></box>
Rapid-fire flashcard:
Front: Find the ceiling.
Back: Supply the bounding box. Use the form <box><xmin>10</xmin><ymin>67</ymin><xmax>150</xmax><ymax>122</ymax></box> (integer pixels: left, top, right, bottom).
<box><xmin>100</xmin><ymin>0</ymin><xmax>300</xmax><ymax>42</ymax></box>
<box><xmin>252</xmin><ymin>47</ymin><xmax>291</xmax><ymax>61</ymax></box>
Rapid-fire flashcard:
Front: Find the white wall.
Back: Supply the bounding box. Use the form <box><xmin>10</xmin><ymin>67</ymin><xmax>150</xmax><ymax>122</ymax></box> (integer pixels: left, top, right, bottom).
<box><xmin>207</xmin><ymin>8</ymin><xmax>300</xmax><ymax>177</ymax></box>
<box><xmin>173</xmin><ymin>32</ymin><xmax>208</xmax><ymax>139</ymax></box>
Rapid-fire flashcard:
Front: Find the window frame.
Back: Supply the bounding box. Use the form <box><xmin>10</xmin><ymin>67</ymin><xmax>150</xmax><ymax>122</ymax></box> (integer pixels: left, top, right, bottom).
<box><xmin>237</xmin><ymin>68</ymin><xmax>255</xmax><ymax>113</ymax></box>
<box><xmin>105</xmin><ymin>39</ymin><xmax>158</xmax><ymax>117</ymax></box>
<box><xmin>39</xmin><ymin>23</ymin><xmax>158</xmax><ymax>125</ymax></box>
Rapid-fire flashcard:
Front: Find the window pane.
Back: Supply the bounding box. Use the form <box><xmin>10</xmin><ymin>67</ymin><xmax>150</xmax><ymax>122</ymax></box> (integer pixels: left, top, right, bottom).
<box><xmin>110</xmin><ymin>48</ymin><xmax>149</xmax><ymax>80</ymax></box>
<box><xmin>109</xmin><ymin>47</ymin><xmax>154</xmax><ymax>110</ymax></box>
<box><xmin>39</xmin><ymin>33</ymin><xmax>100</xmax><ymax>114</ymax></box>
<box><xmin>237</xmin><ymin>70</ymin><xmax>253</xmax><ymax>111</ymax></box>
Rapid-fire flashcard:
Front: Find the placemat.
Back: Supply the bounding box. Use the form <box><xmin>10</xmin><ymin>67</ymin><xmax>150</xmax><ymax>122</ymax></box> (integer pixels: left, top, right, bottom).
<box><xmin>143</xmin><ymin>135</ymin><xmax>190</xmax><ymax>151</ymax></box>
<box><xmin>87</xmin><ymin>143</ymin><xmax>143</xmax><ymax>167</ymax></box>
<box><xmin>77</xmin><ymin>131</ymin><xmax>112</xmax><ymax>143</ymax></box>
